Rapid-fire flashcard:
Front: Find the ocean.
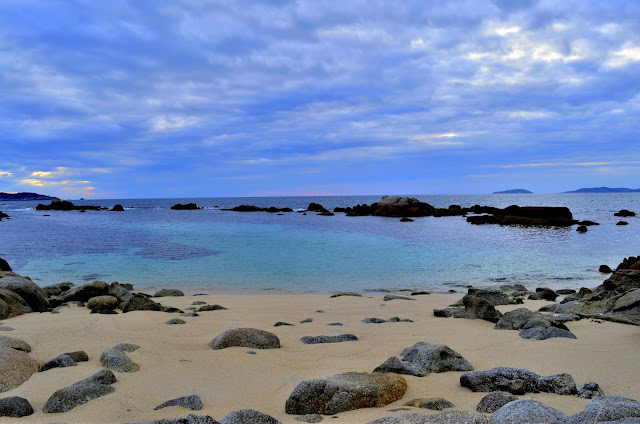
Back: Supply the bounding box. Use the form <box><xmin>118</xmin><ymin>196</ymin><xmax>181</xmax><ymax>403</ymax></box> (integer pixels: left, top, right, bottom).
<box><xmin>0</xmin><ymin>194</ymin><xmax>638</xmax><ymax>294</ymax></box>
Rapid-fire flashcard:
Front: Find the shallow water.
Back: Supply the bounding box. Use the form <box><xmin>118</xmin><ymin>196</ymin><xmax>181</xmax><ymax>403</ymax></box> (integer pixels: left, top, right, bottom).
<box><xmin>0</xmin><ymin>194</ymin><xmax>638</xmax><ymax>293</ymax></box>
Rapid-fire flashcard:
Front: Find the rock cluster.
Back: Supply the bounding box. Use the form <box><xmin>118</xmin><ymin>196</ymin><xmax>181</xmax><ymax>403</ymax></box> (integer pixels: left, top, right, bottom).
<box><xmin>460</xmin><ymin>367</ymin><xmax>577</xmax><ymax>395</ymax></box>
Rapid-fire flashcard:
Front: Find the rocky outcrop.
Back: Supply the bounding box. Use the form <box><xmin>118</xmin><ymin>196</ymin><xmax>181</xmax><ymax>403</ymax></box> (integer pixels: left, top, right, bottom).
<box><xmin>476</xmin><ymin>391</ymin><xmax>518</xmax><ymax>413</ymax></box>
<box><xmin>0</xmin><ymin>275</ymin><xmax>48</xmax><ymax>312</ymax></box>
<box><xmin>36</xmin><ymin>200</ymin><xmax>104</xmax><ymax>211</ymax></box>
<box><xmin>209</xmin><ymin>328</ymin><xmax>280</xmax><ymax>350</ymax></box>
<box><xmin>0</xmin><ymin>346</ymin><xmax>40</xmax><ymax>393</ymax></box>
<box><xmin>285</xmin><ymin>372</ymin><xmax>407</xmax><ymax>415</ymax></box>
<box><xmin>0</xmin><ymin>396</ymin><xmax>34</xmax><ymax>418</ymax></box>
<box><xmin>460</xmin><ymin>367</ymin><xmax>577</xmax><ymax>395</ymax></box>
<box><xmin>466</xmin><ymin>205</ymin><xmax>576</xmax><ymax>227</ymax></box>
<box><xmin>374</xmin><ymin>342</ymin><xmax>473</xmax><ymax>377</ymax></box>
<box><xmin>490</xmin><ymin>398</ymin><xmax>568</xmax><ymax>424</ymax></box>
<box><xmin>43</xmin><ymin>369</ymin><xmax>117</xmax><ymax>413</ymax></box>
<box><xmin>100</xmin><ymin>343</ymin><xmax>140</xmax><ymax>372</ymax></box>
<box><xmin>171</xmin><ymin>203</ymin><xmax>200</xmax><ymax>210</ymax></box>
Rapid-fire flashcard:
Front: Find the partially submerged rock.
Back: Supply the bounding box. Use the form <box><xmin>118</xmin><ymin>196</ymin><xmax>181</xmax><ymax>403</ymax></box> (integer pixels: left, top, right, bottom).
<box><xmin>285</xmin><ymin>372</ymin><xmax>407</xmax><ymax>415</ymax></box>
<box><xmin>374</xmin><ymin>342</ymin><xmax>473</xmax><ymax>377</ymax></box>
<box><xmin>209</xmin><ymin>328</ymin><xmax>280</xmax><ymax>350</ymax></box>
<box><xmin>460</xmin><ymin>367</ymin><xmax>577</xmax><ymax>395</ymax></box>
<box><xmin>43</xmin><ymin>369</ymin><xmax>117</xmax><ymax>413</ymax></box>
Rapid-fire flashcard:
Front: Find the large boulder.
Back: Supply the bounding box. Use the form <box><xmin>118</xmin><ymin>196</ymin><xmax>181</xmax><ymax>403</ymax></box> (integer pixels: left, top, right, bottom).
<box><xmin>54</xmin><ymin>280</ymin><xmax>110</xmax><ymax>305</ymax></box>
<box><xmin>460</xmin><ymin>367</ymin><xmax>577</xmax><ymax>395</ymax></box>
<box><xmin>285</xmin><ymin>372</ymin><xmax>407</xmax><ymax>415</ymax></box>
<box><xmin>209</xmin><ymin>328</ymin><xmax>280</xmax><ymax>350</ymax></box>
<box><xmin>372</xmin><ymin>196</ymin><xmax>437</xmax><ymax>218</ymax></box>
<box><xmin>0</xmin><ymin>289</ymin><xmax>32</xmax><ymax>319</ymax></box>
<box><xmin>490</xmin><ymin>398</ymin><xmax>568</xmax><ymax>424</ymax></box>
<box><xmin>0</xmin><ymin>276</ymin><xmax>48</xmax><ymax>312</ymax></box>
<box><xmin>87</xmin><ymin>295</ymin><xmax>119</xmax><ymax>314</ymax></box>
<box><xmin>43</xmin><ymin>369</ymin><xmax>117</xmax><ymax>413</ymax></box>
<box><xmin>566</xmin><ymin>396</ymin><xmax>640</xmax><ymax>424</ymax></box>
<box><xmin>373</xmin><ymin>342</ymin><xmax>473</xmax><ymax>377</ymax></box>
<box><xmin>0</xmin><ymin>346</ymin><xmax>40</xmax><ymax>393</ymax></box>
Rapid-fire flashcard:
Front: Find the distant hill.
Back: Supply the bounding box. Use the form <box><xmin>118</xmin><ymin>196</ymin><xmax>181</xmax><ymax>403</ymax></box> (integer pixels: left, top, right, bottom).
<box><xmin>0</xmin><ymin>192</ymin><xmax>59</xmax><ymax>201</ymax></box>
<box><xmin>493</xmin><ymin>189</ymin><xmax>533</xmax><ymax>194</ymax></box>
<box><xmin>564</xmin><ymin>187</ymin><xmax>640</xmax><ymax>193</ymax></box>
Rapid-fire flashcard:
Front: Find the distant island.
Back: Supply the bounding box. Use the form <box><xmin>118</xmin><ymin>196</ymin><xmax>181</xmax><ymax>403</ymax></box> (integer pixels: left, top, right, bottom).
<box><xmin>0</xmin><ymin>192</ymin><xmax>59</xmax><ymax>201</ymax></box>
<box><xmin>492</xmin><ymin>189</ymin><xmax>533</xmax><ymax>194</ymax></box>
<box><xmin>564</xmin><ymin>187</ymin><xmax>640</xmax><ymax>193</ymax></box>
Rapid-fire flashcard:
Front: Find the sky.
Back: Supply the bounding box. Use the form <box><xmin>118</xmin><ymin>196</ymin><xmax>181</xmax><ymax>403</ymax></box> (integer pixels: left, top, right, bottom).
<box><xmin>1</xmin><ymin>0</ymin><xmax>640</xmax><ymax>199</ymax></box>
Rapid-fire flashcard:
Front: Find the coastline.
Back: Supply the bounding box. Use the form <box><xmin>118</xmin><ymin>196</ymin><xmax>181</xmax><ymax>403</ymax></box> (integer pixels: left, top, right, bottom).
<box><xmin>2</xmin><ymin>292</ymin><xmax>639</xmax><ymax>423</ymax></box>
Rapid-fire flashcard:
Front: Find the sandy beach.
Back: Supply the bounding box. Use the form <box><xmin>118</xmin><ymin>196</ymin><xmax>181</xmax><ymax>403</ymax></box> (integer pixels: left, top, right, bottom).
<box><xmin>1</xmin><ymin>292</ymin><xmax>638</xmax><ymax>423</ymax></box>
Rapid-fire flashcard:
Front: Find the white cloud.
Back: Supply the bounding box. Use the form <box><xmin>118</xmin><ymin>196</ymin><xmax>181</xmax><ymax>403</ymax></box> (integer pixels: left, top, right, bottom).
<box><xmin>606</xmin><ymin>44</ymin><xmax>640</xmax><ymax>68</ymax></box>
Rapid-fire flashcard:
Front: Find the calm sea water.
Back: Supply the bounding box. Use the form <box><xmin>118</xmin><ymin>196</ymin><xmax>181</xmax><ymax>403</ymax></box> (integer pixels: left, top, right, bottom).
<box><xmin>0</xmin><ymin>194</ymin><xmax>638</xmax><ymax>294</ymax></box>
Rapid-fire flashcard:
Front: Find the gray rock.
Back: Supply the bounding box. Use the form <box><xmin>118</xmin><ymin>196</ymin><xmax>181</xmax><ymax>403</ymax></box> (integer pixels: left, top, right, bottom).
<box><xmin>198</xmin><ymin>304</ymin><xmax>227</xmax><ymax>312</ymax></box>
<box><xmin>192</xmin><ymin>301</ymin><xmax>207</xmax><ymax>305</ymax></box>
<box><xmin>366</xmin><ymin>410</ymin><xmax>492</xmax><ymax>423</ymax></box>
<box><xmin>301</xmin><ymin>334</ymin><xmax>358</xmax><ymax>344</ymax></box>
<box><xmin>154</xmin><ymin>289</ymin><xmax>185</xmax><ymax>297</ymax></box>
<box><xmin>220</xmin><ymin>409</ymin><xmax>281</xmax><ymax>424</ymax></box>
<box><xmin>383</xmin><ymin>295</ymin><xmax>415</xmax><ymax>301</ymax></box>
<box><xmin>182</xmin><ymin>312</ymin><xmax>200</xmax><ymax>317</ymax></box>
<box><xmin>577</xmin><ymin>381</ymin><xmax>604</xmax><ymax>399</ymax></box>
<box><xmin>494</xmin><ymin>308</ymin><xmax>538</xmax><ymax>330</ymax></box>
<box><xmin>54</xmin><ymin>280</ymin><xmax>110</xmax><ymax>305</ymax></box>
<box><xmin>167</xmin><ymin>318</ymin><xmax>187</xmax><ymax>325</ymax></box>
<box><xmin>43</xmin><ymin>369</ymin><xmax>117</xmax><ymax>413</ymax></box>
<box><xmin>300</xmin><ymin>318</ymin><xmax>313</xmax><ymax>323</ymax></box>
<box><xmin>274</xmin><ymin>322</ymin><xmax>294</xmax><ymax>326</ymax></box>
<box><xmin>330</xmin><ymin>292</ymin><xmax>362</xmax><ymax>298</ymax></box>
<box><xmin>460</xmin><ymin>367</ymin><xmax>577</xmax><ymax>395</ymax></box>
<box><xmin>467</xmin><ymin>289</ymin><xmax>512</xmax><ymax>305</ymax></box>
<box><xmin>0</xmin><ymin>396</ymin><xmax>34</xmax><ymax>417</ymax></box>
<box><xmin>490</xmin><ymin>398</ymin><xmax>568</xmax><ymax>424</ymax></box>
<box><xmin>87</xmin><ymin>295</ymin><xmax>119</xmax><ymax>314</ymax></box>
<box><xmin>327</xmin><ymin>322</ymin><xmax>343</xmax><ymax>326</ymax></box>
<box><xmin>65</xmin><ymin>350</ymin><xmax>89</xmax><ymax>362</ymax></box>
<box><xmin>154</xmin><ymin>394</ymin><xmax>203</xmax><ymax>411</ymax></box>
<box><xmin>363</xmin><ymin>318</ymin><xmax>387</xmax><ymax>324</ymax></box>
<box><xmin>0</xmin><ymin>258</ymin><xmax>11</xmax><ymax>272</ymax></box>
<box><xmin>0</xmin><ymin>327</ymin><xmax>14</xmax><ymax>331</ymax></box>
<box><xmin>295</xmin><ymin>414</ymin><xmax>323</xmax><ymax>423</ymax></box>
<box><xmin>476</xmin><ymin>391</ymin><xmax>518</xmax><ymax>413</ymax></box>
<box><xmin>100</xmin><ymin>343</ymin><xmax>140</xmax><ymax>372</ymax></box>
<box><xmin>122</xmin><ymin>293</ymin><xmax>163</xmax><ymax>312</ymax></box>
<box><xmin>389</xmin><ymin>317</ymin><xmax>413</xmax><ymax>322</ymax></box>
<box><xmin>0</xmin><ymin>346</ymin><xmax>40</xmax><ymax>393</ymax></box>
<box><xmin>403</xmin><ymin>398</ymin><xmax>454</xmax><ymax>410</ymax></box>
<box><xmin>374</xmin><ymin>342</ymin><xmax>473</xmax><ymax>377</ymax></box>
<box><xmin>285</xmin><ymin>372</ymin><xmax>407</xmax><ymax>415</ymax></box>
<box><xmin>566</xmin><ymin>396</ymin><xmax>640</xmax><ymax>424</ymax></box>
<box><xmin>108</xmin><ymin>282</ymin><xmax>132</xmax><ymax>303</ymax></box>
<box><xmin>0</xmin><ymin>276</ymin><xmax>48</xmax><ymax>311</ymax></box>
<box><xmin>519</xmin><ymin>327</ymin><xmax>577</xmax><ymax>340</ymax></box>
<box><xmin>40</xmin><ymin>354</ymin><xmax>77</xmax><ymax>372</ymax></box>
<box><xmin>209</xmin><ymin>328</ymin><xmax>280</xmax><ymax>350</ymax></box>
<box><xmin>0</xmin><ymin>288</ymin><xmax>32</xmax><ymax>320</ymax></box>
<box><xmin>0</xmin><ymin>336</ymin><xmax>31</xmax><ymax>352</ymax></box>
<box><xmin>125</xmin><ymin>414</ymin><xmax>218</xmax><ymax>424</ymax></box>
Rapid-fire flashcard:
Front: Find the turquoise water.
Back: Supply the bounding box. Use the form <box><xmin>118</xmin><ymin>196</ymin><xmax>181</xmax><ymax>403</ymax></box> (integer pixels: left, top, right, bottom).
<box><xmin>0</xmin><ymin>194</ymin><xmax>638</xmax><ymax>293</ymax></box>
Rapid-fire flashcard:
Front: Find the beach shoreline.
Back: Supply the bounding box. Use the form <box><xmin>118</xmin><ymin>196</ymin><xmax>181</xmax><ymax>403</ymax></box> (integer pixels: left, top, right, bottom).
<box><xmin>2</xmin><ymin>292</ymin><xmax>639</xmax><ymax>423</ymax></box>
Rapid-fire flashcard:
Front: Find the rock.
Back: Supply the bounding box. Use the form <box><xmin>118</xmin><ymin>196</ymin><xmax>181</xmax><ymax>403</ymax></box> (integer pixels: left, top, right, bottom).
<box><xmin>411</xmin><ymin>291</ymin><xmax>430</xmax><ymax>296</ymax></box>
<box><xmin>327</xmin><ymin>322</ymin><xmax>343</xmax><ymax>326</ymax></box>
<box><xmin>383</xmin><ymin>295</ymin><xmax>415</xmax><ymax>301</ymax></box>
<box><xmin>295</xmin><ymin>414</ymin><xmax>323</xmax><ymax>423</ymax></box>
<box><xmin>556</xmin><ymin>289</ymin><xmax>577</xmax><ymax>295</ymax></box>
<box><xmin>110</xmin><ymin>204</ymin><xmax>125</xmax><ymax>211</ymax></box>
<box><xmin>167</xmin><ymin>318</ymin><xmax>186</xmax><ymax>325</ymax></box>
<box><xmin>300</xmin><ymin>334</ymin><xmax>358</xmax><ymax>344</ymax></box>
<box><xmin>154</xmin><ymin>289</ymin><xmax>185</xmax><ymax>297</ymax></box>
<box><xmin>285</xmin><ymin>372</ymin><xmax>407</xmax><ymax>415</ymax></box>
<box><xmin>0</xmin><ymin>396</ymin><xmax>34</xmax><ymax>417</ymax></box>
<box><xmin>87</xmin><ymin>295</ymin><xmax>119</xmax><ymax>314</ymax></box>
<box><xmin>122</xmin><ymin>293</ymin><xmax>163</xmax><ymax>312</ymax></box>
<box><xmin>577</xmin><ymin>225</ymin><xmax>588</xmax><ymax>233</ymax></box>
<box><xmin>0</xmin><ymin>346</ymin><xmax>39</xmax><ymax>393</ymax></box>
<box><xmin>54</xmin><ymin>280</ymin><xmax>110</xmax><ymax>305</ymax></box>
<box><xmin>221</xmin><ymin>408</ymin><xmax>281</xmax><ymax>424</ymax></box>
<box><xmin>40</xmin><ymin>354</ymin><xmax>77</xmax><ymax>372</ymax></box>
<box><xmin>198</xmin><ymin>304</ymin><xmax>227</xmax><ymax>312</ymax></box>
<box><xmin>330</xmin><ymin>292</ymin><xmax>362</xmax><ymax>298</ymax></box>
<box><xmin>519</xmin><ymin>327</ymin><xmax>577</xmax><ymax>340</ymax></box>
<box><xmin>363</xmin><ymin>318</ymin><xmax>387</xmax><ymax>324</ymax></box>
<box><xmin>108</xmin><ymin>282</ymin><xmax>133</xmax><ymax>303</ymax></box>
<box><xmin>0</xmin><ymin>276</ymin><xmax>48</xmax><ymax>311</ymax></box>
<box><xmin>399</xmin><ymin>217</ymin><xmax>414</xmax><ymax>222</ymax></box>
<box><xmin>182</xmin><ymin>311</ymin><xmax>199</xmax><ymax>317</ymax></box>
<box><xmin>389</xmin><ymin>317</ymin><xmax>413</xmax><ymax>322</ymax></box>
<box><xmin>476</xmin><ymin>391</ymin><xmax>518</xmax><ymax>413</ymax></box>
<box><xmin>43</xmin><ymin>369</ymin><xmax>116</xmax><ymax>413</ymax></box>
<box><xmin>373</xmin><ymin>342</ymin><xmax>473</xmax><ymax>377</ymax></box>
<box><xmin>0</xmin><ymin>258</ymin><xmax>11</xmax><ymax>272</ymax></box>
<box><xmin>0</xmin><ymin>289</ymin><xmax>32</xmax><ymax>320</ymax></box>
<box><xmin>192</xmin><ymin>301</ymin><xmax>207</xmax><ymax>305</ymax></box>
<box><xmin>467</xmin><ymin>289</ymin><xmax>512</xmax><ymax>306</ymax></box>
<box><xmin>366</xmin><ymin>410</ymin><xmax>492</xmax><ymax>423</ymax></box>
<box><xmin>100</xmin><ymin>343</ymin><xmax>140</xmax><ymax>372</ymax></box>
<box><xmin>566</xmin><ymin>396</ymin><xmax>640</xmax><ymax>424</ymax></box>
<box><xmin>274</xmin><ymin>322</ymin><xmax>294</xmax><ymax>326</ymax></box>
<box><xmin>462</xmin><ymin>293</ymin><xmax>503</xmax><ymax>322</ymax></box>
<box><xmin>403</xmin><ymin>398</ymin><xmax>454</xmax><ymax>410</ymax></box>
<box><xmin>528</xmin><ymin>287</ymin><xmax>558</xmax><ymax>301</ymax></box>
<box><xmin>490</xmin><ymin>398</ymin><xmax>568</xmax><ymax>424</ymax></box>
<box><xmin>578</xmin><ymin>220</ymin><xmax>600</xmax><ymax>226</ymax></box>
<box><xmin>307</xmin><ymin>203</ymin><xmax>327</xmax><ymax>213</ymax></box>
<box><xmin>615</xmin><ymin>209</ymin><xmax>636</xmax><ymax>217</ymax></box>
<box><xmin>617</xmin><ymin>221</ymin><xmax>629</xmax><ymax>225</ymax></box>
<box><xmin>154</xmin><ymin>394</ymin><xmax>203</xmax><ymax>411</ymax></box>
<box><xmin>171</xmin><ymin>203</ymin><xmax>199</xmax><ymax>210</ymax></box>
<box><xmin>600</xmin><ymin>265</ymin><xmax>614</xmax><ymax>273</ymax></box>
<box><xmin>64</xmin><ymin>350</ymin><xmax>89</xmax><ymax>362</ymax></box>
<box><xmin>494</xmin><ymin>308</ymin><xmax>538</xmax><ymax>330</ymax></box>
<box><xmin>460</xmin><ymin>367</ymin><xmax>577</xmax><ymax>395</ymax></box>
<box><xmin>577</xmin><ymin>381</ymin><xmax>604</xmax><ymax>399</ymax></box>
<box><xmin>209</xmin><ymin>328</ymin><xmax>280</xmax><ymax>350</ymax></box>
<box><xmin>300</xmin><ymin>318</ymin><xmax>313</xmax><ymax>323</ymax></box>
<box><xmin>466</xmin><ymin>205</ymin><xmax>576</xmax><ymax>227</ymax></box>
<box><xmin>0</xmin><ymin>336</ymin><xmax>31</xmax><ymax>352</ymax></box>
<box><xmin>125</xmin><ymin>414</ymin><xmax>218</xmax><ymax>424</ymax></box>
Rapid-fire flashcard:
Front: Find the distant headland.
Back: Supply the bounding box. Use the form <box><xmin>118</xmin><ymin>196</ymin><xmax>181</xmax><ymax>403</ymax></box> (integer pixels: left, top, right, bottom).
<box><xmin>0</xmin><ymin>192</ymin><xmax>59</xmax><ymax>201</ymax></box>
<box><xmin>492</xmin><ymin>189</ymin><xmax>533</xmax><ymax>194</ymax></box>
<box><xmin>564</xmin><ymin>187</ymin><xmax>640</xmax><ymax>193</ymax></box>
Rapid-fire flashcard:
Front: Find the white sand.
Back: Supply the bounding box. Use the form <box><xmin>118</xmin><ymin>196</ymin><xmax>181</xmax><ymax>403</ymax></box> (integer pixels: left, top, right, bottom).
<box><xmin>3</xmin><ymin>293</ymin><xmax>639</xmax><ymax>423</ymax></box>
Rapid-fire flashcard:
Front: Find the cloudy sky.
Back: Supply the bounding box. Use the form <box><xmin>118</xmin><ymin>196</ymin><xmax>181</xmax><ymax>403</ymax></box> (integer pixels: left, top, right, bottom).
<box><xmin>1</xmin><ymin>0</ymin><xmax>639</xmax><ymax>198</ymax></box>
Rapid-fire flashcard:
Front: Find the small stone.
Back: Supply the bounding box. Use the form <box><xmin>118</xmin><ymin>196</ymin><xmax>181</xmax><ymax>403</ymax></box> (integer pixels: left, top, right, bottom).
<box><xmin>167</xmin><ymin>318</ymin><xmax>186</xmax><ymax>325</ymax></box>
<box><xmin>0</xmin><ymin>327</ymin><xmax>14</xmax><ymax>331</ymax></box>
<box><xmin>383</xmin><ymin>295</ymin><xmax>415</xmax><ymax>301</ymax></box>
<box><xmin>247</xmin><ymin>351</ymin><xmax>257</xmax><ymax>355</ymax></box>
<box><xmin>327</xmin><ymin>322</ymin><xmax>343</xmax><ymax>326</ymax></box>
<box><xmin>330</xmin><ymin>292</ymin><xmax>362</xmax><ymax>298</ymax></box>
<box><xmin>362</xmin><ymin>318</ymin><xmax>386</xmax><ymax>324</ymax></box>
<box><xmin>274</xmin><ymin>322</ymin><xmax>294</xmax><ymax>326</ymax></box>
<box><xmin>300</xmin><ymin>318</ymin><xmax>313</xmax><ymax>323</ymax></box>
<box><xmin>411</xmin><ymin>291</ymin><xmax>430</xmax><ymax>296</ymax></box>
<box><xmin>316</xmin><ymin>310</ymin><xmax>325</xmax><ymax>313</ymax></box>
<box><xmin>192</xmin><ymin>301</ymin><xmax>207</xmax><ymax>305</ymax></box>
<box><xmin>209</xmin><ymin>328</ymin><xmax>281</xmax><ymax>350</ymax></box>
<box><xmin>182</xmin><ymin>312</ymin><xmax>200</xmax><ymax>317</ymax></box>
